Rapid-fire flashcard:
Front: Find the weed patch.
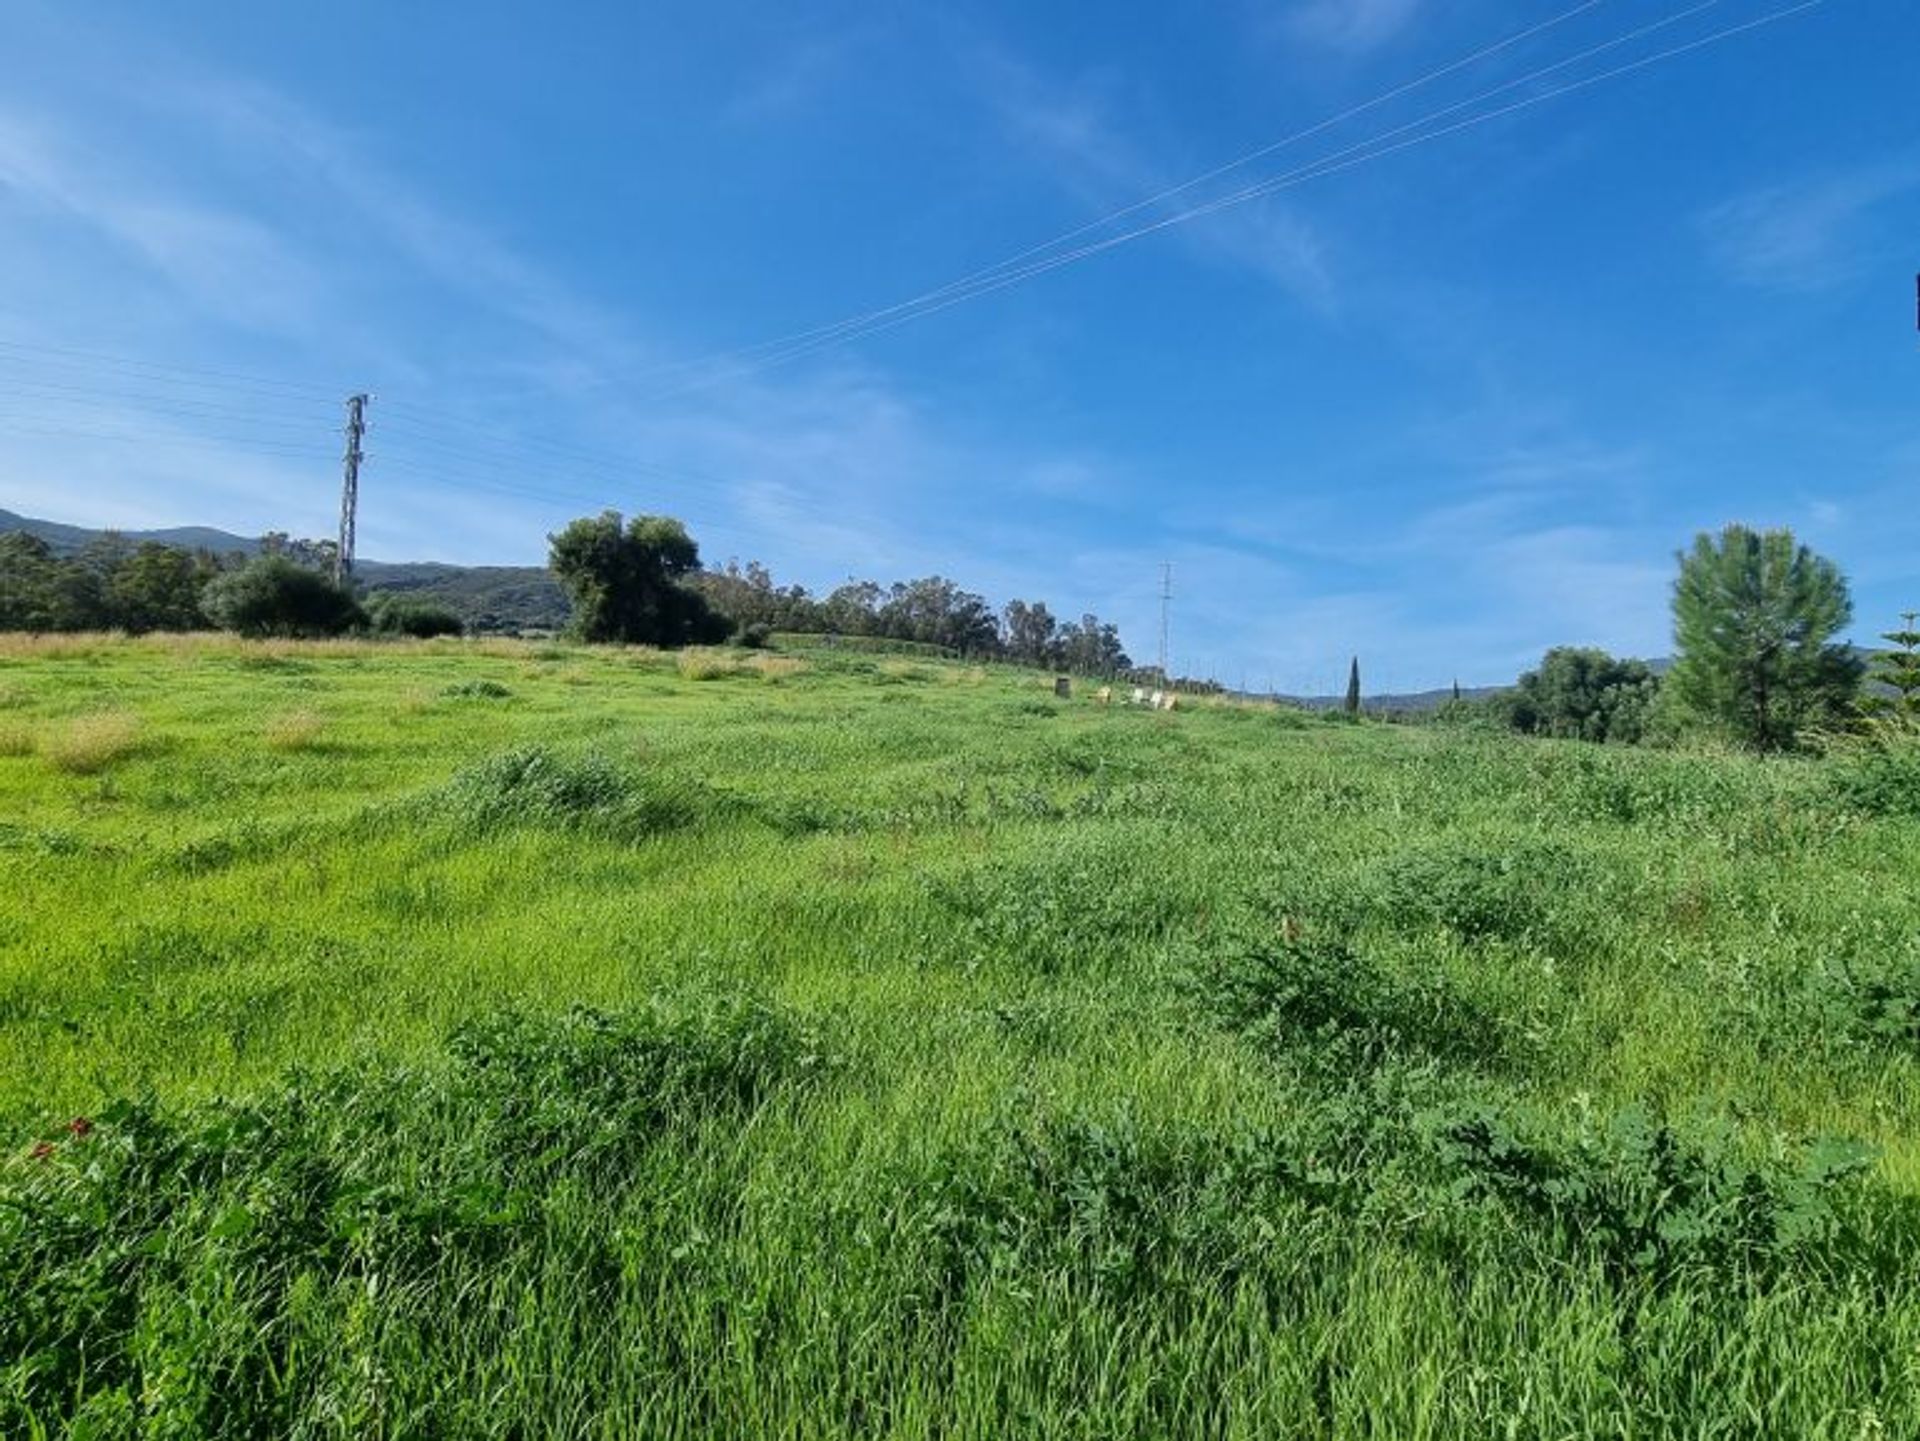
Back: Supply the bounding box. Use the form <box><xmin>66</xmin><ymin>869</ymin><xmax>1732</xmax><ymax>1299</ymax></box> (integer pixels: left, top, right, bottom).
<box><xmin>1371</xmin><ymin>838</ymin><xmax>1593</xmax><ymax>948</ymax></box>
<box><xmin>441</xmin><ymin>678</ymin><xmax>513</xmax><ymax>700</ymax></box>
<box><xmin>434</xmin><ymin>745</ymin><xmax>706</xmax><ymax>838</ymax></box>
<box><xmin>937</xmin><ymin>833</ymin><xmax>1206</xmax><ymax>973</ymax></box>
<box><xmin>0</xmin><ymin>993</ymin><xmax>831</xmax><ymax>1435</ymax></box>
<box><xmin>1184</xmin><ymin>922</ymin><xmax>1510</xmax><ymax>1071</ymax></box>
<box><xmin>1435</xmin><ymin>1103</ymin><xmax>1873</xmax><ymax>1281</ymax></box>
<box><xmin>1831</xmin><ymin>731</ymin><xmax>1920</xmax><ymax>819</ymax></box>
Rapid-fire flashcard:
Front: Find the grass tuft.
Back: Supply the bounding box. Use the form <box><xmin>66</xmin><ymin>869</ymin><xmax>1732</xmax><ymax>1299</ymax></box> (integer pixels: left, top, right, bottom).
<box><xmin>435</xmin><ymin>745</ymin><xmax>704</xmax><ymax>837</ymax></box>
<box><xmin>262</xmin><ymin>708</ymin><xmax>327</xmax><ymax>752</ymax></box>
<box><xmin>441</xmin><ymin>678</ymin><xmax>513</xmax><ymax>700</ymax></box>
<box><xmin>42</xmin><ymin>711</ymin><xmax>143</xmax><ymax>773</ymax></box>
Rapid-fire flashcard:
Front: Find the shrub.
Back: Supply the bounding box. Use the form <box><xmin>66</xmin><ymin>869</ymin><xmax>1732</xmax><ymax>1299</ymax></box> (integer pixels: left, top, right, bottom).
<box><xmin>1506</xmin><ymin>647</ymin><xmax>1660</xmax><ymax>744</ymax></box>
<box><xmin>200</xmin><ymin>557</ymin><xmax>366</xmax><ymax>639</ymax></box>
<box><xmin>1819</xmin><ymin>948</ymin><xmax>1920</xmax><ymax>1051</ymax></box>
<box><xmin>735</xmin><ymin>621</ymin><xmax>772</xmax><ymax>649</ymax></box>
<box><xmin>367</xmin><ymin>594</ymin><xmax>464</xmax><ymax>638</ymax></box>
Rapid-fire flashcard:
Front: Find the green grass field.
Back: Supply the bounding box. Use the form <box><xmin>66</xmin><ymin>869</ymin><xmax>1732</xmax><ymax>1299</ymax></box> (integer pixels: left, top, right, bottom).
<box><xmin>4</xmin><ymin>633</ymin><xmax>1920</xmax><ymax>1437</ymax></box>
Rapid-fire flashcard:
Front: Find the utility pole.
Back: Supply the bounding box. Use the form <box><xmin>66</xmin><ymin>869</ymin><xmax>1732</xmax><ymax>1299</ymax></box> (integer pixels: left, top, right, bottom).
<box><xmin>336</xmin><ymin>393</ymin><xmax>368</xmax><ymax>584</ymax></box>
<box><xmin>1157</xmin><ymin>561</ymin><xmax>1172</xmax><ymax>682</ymax></box>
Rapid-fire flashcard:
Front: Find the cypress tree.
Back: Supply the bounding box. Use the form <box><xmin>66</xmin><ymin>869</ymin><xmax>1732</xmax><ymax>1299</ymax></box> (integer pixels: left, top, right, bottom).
<box><xmin>1344</xmin><ymin>656</ymin><xmax>1361</xmax><ymax>716</ymax></box>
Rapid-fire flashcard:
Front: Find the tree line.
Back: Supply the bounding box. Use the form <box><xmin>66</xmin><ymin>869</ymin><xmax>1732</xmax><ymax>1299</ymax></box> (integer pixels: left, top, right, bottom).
<box><xmin>0</xmin><ymin>531</ymin><xmax>463</xmax><ymax>638</ymax></box>
<box><xmin>5</xmin><ymin>511</ymin><xmax>1912</xmax><ymax>751</ymax></box>
<box><xmin>549</xmin><ymin>510</ymin><xmax>1135</xmax><ymax>675</ymax></box>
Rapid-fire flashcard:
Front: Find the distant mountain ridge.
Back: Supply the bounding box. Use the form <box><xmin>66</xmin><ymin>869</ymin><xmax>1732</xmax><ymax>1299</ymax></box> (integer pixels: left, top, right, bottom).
<box><xmin>0</xmin><ymin>508</ymin><xmax>569</xmax><ymax>632</ymax></box>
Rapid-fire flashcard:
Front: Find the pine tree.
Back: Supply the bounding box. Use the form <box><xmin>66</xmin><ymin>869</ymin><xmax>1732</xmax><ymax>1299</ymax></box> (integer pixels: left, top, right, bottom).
<box><xmin>1344</xmin><ymin>656</ymin><xmax>1361</xmax><ymax>716</ymax></box>
<box><xmin>1668</xmin><ymin>524</ymin><xmax>1861</xmax><ymax>750</ymax></box>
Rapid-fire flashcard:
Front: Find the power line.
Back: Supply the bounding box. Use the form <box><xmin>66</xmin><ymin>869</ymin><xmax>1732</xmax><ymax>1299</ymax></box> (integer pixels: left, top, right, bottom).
<box><xmin>0</xmin><ymin>376</ymin><xmax>337</xmax><ymax>433</ymax></box>
<box><xmin>0</xmin><ymin>337</ymin><xmax>341</xmax><ymax>400</ymax></box>
<box><xmin>629</xmin><ymin>0</ymin><xmax>1810</xmax><ymax>398</ymax></box>
<box><xmin>601</xmin><ymin>0</ymin><xmax>1620</xmax><ymax>394</ymax></box>
<box><xmin>0</xmin><ymin>417</ymin><xmax>333</xmax><ymax>459</ymax></box>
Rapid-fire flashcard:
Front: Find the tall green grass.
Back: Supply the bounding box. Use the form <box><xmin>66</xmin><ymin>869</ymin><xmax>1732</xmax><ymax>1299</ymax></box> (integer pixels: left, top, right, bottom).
<box><xmin>3</xmin><ymin>635</ymin><xmax>1919</xmax><ymax>1435</ymax></box>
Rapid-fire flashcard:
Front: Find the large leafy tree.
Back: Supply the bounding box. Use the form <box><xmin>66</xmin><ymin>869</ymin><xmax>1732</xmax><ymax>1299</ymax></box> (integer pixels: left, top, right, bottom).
<box><xmin>548</xmin><ymin>511</ymin><xmax>729</xmax><ymax>646</ymax></box>
<box><xmin>1508</xmin><ymin>646</ymin><xmax>1660</xmax><ymax>744</ymax></box>
<box><xmin>1002</xmin><ymin>599</ymin><xmax>1058</xmax><ymax>667</ymax></box>
<box><xmin>875</xmin><ymin>576</ymin><xmax>999</xmax><ymax>654</ymax></box>
<box><xmin>110</xmin><ymin>542</ymin><xmax>218</xmax><ymax>633</ymax></box>
<box><xmin>1054</xmin><ymin>613</ymin><xmax>1131</xmax><ymax>676</ymax></box>
<box><xmin>1668</xmin><ymin>524</ymin><xmax>1861</xmax><ymax>750</ymax></box>
<box><xmin>0</xmin><ymin>532</ymin><xmax>111</xmax><ymax>631</ymax></box>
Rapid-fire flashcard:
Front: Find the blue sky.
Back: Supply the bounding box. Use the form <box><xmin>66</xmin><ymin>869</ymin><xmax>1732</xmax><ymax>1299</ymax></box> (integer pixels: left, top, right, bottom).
<box><xmin>0</xmin><ymin>0</ymin><xmax>1913</xmax><ymax>690</ymax></box>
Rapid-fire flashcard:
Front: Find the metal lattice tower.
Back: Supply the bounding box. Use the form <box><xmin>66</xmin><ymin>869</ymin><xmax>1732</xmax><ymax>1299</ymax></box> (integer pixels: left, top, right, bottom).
<box><xmin>336</xmin><ymin>394</ymin><xmax>367</xmax><ymax>583</ymax></box>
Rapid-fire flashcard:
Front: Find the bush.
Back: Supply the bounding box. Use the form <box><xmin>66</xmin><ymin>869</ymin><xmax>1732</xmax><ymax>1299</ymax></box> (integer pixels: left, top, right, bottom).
<box><xmin>367</xmin><ymin>594</ymin><xmax>464</xmax><ymax>638</ymax></box>
<box><xmin>1819</xmin><ymin>948</ymin><xmax>1920</xmax><ymax>1051</ymax></box>
<box><xmin>1506</xmin><ymin>647</ymin><xmax>1660</xmax><ymax>744</ymax></box>
<box><xmin>200</xmin><ymin>557</ymin><xmax>365</xmax><ymax>639</ymax></box>
<box><xmin>735</xmin><ymin>621</ymin><xmax>773</xmax><ymax>649</ymax></box>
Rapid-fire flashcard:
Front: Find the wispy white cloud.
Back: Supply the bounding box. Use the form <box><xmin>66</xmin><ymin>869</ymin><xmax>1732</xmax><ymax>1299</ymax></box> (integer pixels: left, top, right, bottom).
<box><xmin>966</xmin><ymin>48</ymin><xmax>1340</xmax><ymax>314</ymax></box>
<box><xmin>1284</xmin><ymin>0</ymin><xmax>1426</xmax><ymax>55</ymax></box>
<box><xmin>1699</xmin><ymin>160</ymin><xmax>1920</xmax><ymax>292</ymax></box>
<box><xmin>0</xmin><ymin>110</ymin><xmax>327</xmax><ymax>332</ymax></box>
<box><xmin>723</xmin><ymin>30</ymin><xmax>867</xmax><ymax>125</ymax></box>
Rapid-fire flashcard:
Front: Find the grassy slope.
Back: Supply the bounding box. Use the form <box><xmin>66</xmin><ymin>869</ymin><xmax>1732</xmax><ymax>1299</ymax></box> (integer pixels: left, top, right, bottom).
<box><xmin>3</xmin><ymin>634</ymin><xmax>1919</xmax><ymax>1437</ymax></box>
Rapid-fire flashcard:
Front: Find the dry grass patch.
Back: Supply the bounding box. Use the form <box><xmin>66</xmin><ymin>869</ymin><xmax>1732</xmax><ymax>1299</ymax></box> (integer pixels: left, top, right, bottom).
<box><xmin>0</xmin><ymin>634</ymin><xmax>115</xmax><ymax>661</ymax></box>
<box><xmin>263</xmin><ymin>709</ymin><xmax>327</xmax><ymax>752</ymax></box>
<box><xmin>678</xmin><ymin>650</ymin><xmax>748</xmax><ymax>681</ymax></box>
<box><xmin>753</xmin><ymin>656</ymin><xmax>808</xmax><ymax>682</ymax></box>
<box><xmin>0</xmin><ymin>723</ymin><xmax>34</xmax><ymax>757</ymax></box>
<box><xmin>43</xmin><ymin>711</ymin><xmax>144</xmax><ymax>773</ymax></box>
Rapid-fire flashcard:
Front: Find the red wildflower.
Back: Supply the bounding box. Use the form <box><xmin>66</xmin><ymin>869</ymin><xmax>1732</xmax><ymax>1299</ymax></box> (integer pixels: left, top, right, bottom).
<box><xmin>68</xmin><ymin>1116</ymin><xmax>93</xmax><ymax>1138</ymax></box>
<box><xmin>29</xmin><ymin>1141</ymin><xmax>54</xmax><ymax>1161</ymax></box>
